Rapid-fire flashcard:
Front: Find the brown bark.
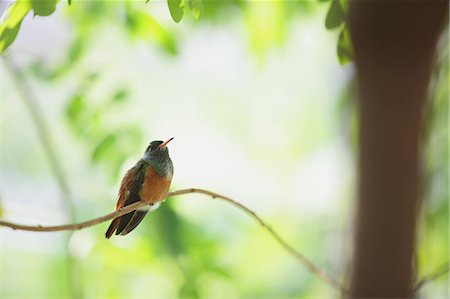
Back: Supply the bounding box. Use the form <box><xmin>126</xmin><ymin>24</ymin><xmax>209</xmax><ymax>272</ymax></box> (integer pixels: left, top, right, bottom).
<box><xmin>348</xmin><ymin>1</ymin><xmax>448</xmax><ymax>298</ymax></box>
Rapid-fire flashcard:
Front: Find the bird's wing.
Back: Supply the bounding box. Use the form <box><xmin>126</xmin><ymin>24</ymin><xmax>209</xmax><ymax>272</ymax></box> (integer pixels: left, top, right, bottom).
<box><xmin>115</xmin><ymin>167</ymin><xmax>135</xmax><ymax>210</ymax></box>
<box><xmin>105</xmin><ymin>161</ymin><xmax>147</xmax><ymax>238</ymax></box>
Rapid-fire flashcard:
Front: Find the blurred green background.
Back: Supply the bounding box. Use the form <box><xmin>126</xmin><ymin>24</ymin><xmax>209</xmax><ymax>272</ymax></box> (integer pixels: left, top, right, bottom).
<box><xmin>1</xmin><ymin>1</ymin><xmax>448</xmax><ymax>298</ymax></box>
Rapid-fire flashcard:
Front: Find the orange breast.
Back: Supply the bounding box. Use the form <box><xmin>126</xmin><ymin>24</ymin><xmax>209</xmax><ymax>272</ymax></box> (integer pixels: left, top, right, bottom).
<box><xmin>139</xmin><ymin>165</ymin><xmax>172</xmax><ymax>204</ymax></box>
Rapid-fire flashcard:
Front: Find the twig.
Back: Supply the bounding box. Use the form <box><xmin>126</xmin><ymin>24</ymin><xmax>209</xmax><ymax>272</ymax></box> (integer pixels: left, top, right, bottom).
<box><xmin>171</xmin><ymin>188</ymin><xmax>349</xmax><ymax>294</ymax></box>
<box><xmin>1</xmin><ymin>188</ymin><xmax>446</xmax><ymax>293</ymax></box>
<box><xmin>0</xmin><ymin>188</ymin><xmax>348</xmax><ymax>294</ymax></box>
<box><xmin>412</xmin><ymin>262</ymin><xmax>449</xmax><ymax>292</ymax></box>
<box><xmin>0</xmin><ymin>201</ymin><xmax>147</xmax><ymax>232</ymax></box>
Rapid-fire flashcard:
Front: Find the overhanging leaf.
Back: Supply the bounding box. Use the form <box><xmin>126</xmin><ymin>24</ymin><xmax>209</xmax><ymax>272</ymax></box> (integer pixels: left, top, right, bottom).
<box><xmin>339</xmin><ymin>0</ymin><xmax>349</xmax><ymax>15</ymax></box>
<box><xmin>33</xmin><ymin>0</ymin><xmax>58</xmax><ymax>16</ymax></box>
<box><xmin>188</xmin><ymin>0</ymin><xmax>203</xmax><ymax>20</ymax></box>
<box><xmin>168</xmin><ymin>0</ymin><xmax>184</xmax><ymax>23</ymax></box>
<box><xmin>126</xmin><ymin>10</ymin><xmax>177</xmax><ymax>55</ymax></box>
<box><xmin>325</xmin><ymin>0</ymin><xmax>345</xmax><ymax>29</ymax></box>
<box><xmin>0</xmin><ymin>0</ymin><xmax>32</xmax><ymax>53</ymax></box>
<box><xmin>337</xmin><ymin>26</ymin><xmax>354</xmax><ymax>65</ymax></box>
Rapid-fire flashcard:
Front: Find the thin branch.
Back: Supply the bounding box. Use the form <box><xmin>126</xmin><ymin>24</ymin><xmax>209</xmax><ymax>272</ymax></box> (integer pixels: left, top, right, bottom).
<box><xmin>171</xmin><ymin>188</ymin><xmax>349</xmax><ymax>294</ymax></box>
<box><xmin>2</xmin><ymin>188</ymin><xmax>446</xmax><ymax>293</ymax></box>
<box><xmin>412</xmin><ymin>262</ymin><xmax>449</xmax><ymax>292</ymax></box>
<box><xmin>0</xmin><ymin>188</ymin><xmax>348</xmax><ymax>294</ymax></box>
<box><xmin>0</xmin><ymin>200</ymin><xmax>146</xmax><ymax>232</ymax></box>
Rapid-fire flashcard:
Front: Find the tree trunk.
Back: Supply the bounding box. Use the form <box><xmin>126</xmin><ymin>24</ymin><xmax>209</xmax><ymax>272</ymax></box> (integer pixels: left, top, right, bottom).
<box><xmin>348</xmin><ymin>1</ymin><xmax>448</xmax><ymax>297</ymax></box>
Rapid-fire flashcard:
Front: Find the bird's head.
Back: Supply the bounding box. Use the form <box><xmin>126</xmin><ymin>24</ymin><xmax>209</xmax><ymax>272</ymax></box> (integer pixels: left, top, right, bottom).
<box><xmin>145</xmin><ymin>137</ymin><xmax>173</xmax><ymax>154</ymax></box>
<box><xmin>143</xmin><ymin>137</ymin><xmax>174</xmax><ymax>177</ymax></box>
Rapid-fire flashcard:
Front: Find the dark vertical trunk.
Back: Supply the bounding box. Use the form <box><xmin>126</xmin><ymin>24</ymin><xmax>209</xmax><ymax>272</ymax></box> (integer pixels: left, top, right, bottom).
<box><xmin>348</xmin><ymin>1</ymin><xmax>447</xmax><ymax>297</ymax></box>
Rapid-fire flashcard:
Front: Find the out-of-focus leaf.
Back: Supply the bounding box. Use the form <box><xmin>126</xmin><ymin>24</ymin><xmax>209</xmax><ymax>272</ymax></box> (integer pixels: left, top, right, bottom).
<box><xmin>68</xmin><ymin>37</ymin><xmax>84</xmax><ymax>64</ymax></box>
<box><xmin>339</xmin><ymin>0</ymin><xmax>349</xmax><ymax>15</ymax></box>
<box><xmin>0</xmin><ymin>24</ymin><xmax>21</xmax><ymax>54</ymax></box>
<box><xmin>145</xmin><ymin>0</ymin><xmax>151</xmax><ymax>3</ymax></box>
<box><xmin>337</xmin><ymin>26</ymin><xmax>354</xmax><ymax>65</ymax></box>
<box><xmin>245</xmin><ymin>1</ymin><xmax>286</xmax><ymax>63</ymax></box>
<box><xmin>325</xmin><ymin>0</ymin><xmax>344</xmax><ymax>29</ymax></box>
<box><xmin>65</xmin><ymin>94</ymin><xmax>93</xmax><ymax>136</ymax></box>
<box><xmin>0</xmin><ymin>0</ymin><xmax>32</xmax><ymax>53</ymax></box>
<box><xmin>86</xmin><ymin>72</ymin><xmax>99</xmax><ymax>82</ymax></box>
<box><xmin>33</xmin><ymin>0</ymin><xmax>58</xmax><ymax>16</ymax></box>
<box><xmin>126</xmin><ymin>10</ymin><xmax>177</xmax><ymax>55</ymax></box>
<box><xmin>188</xmin><ymin>0</ymin><xmax>203</xmax><ymax>20</ymax></box>
<box><xmin>30</xmin><ymin>35</ymin><xmax>86</xmax><ymax>80</ymax></box>
<box><xmin>179</xmin><ymin>277</ymin><xmax>200</xmax><ymax>298</ymax></box>
<box><xmin>66</xmin><ymin>95</ymin><xmax>86</xmax><ymax>121</ymax></box>
<box><xmin>209</xmin><ymin>266</ymin><xmax>232</xmax><ymax>278</ymax></box>
<box><xmin>168</xmin><ymin>0</ymin><xmax>184</xmax><ymax>23</ymax></box>
<box><xmin>111</xmin><ymin>88</ymin><xmax>129</xmax><ymax>103</ymax></box>
<box><xmin>92</xmin><ymin>134</ymin><xmax>117</xmax><ymax>162</ymax></box>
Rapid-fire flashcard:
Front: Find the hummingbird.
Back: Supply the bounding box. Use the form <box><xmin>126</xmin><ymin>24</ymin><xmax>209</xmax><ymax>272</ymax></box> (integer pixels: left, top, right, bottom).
<box><xmin>105</xmin><ymin>138</ymin><xmax>174</xmax><ymax>238</ymax></box>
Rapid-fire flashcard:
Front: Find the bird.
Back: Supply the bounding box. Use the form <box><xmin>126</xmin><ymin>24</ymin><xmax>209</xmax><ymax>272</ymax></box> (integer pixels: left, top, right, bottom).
<box><xmin>105</xmin><ymin>138</ymin><xmax>174</xmax><ymax>238</ymax></box>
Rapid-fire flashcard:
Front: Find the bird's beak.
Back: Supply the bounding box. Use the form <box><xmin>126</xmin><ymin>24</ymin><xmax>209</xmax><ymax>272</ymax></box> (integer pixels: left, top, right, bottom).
<box><xmin>159</xmin><ymin>137</ymin><xmax>174</xmax><ymax>149</ymax></box>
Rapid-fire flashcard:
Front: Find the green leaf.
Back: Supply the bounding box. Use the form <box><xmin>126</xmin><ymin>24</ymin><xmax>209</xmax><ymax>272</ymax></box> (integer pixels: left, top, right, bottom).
<box><xmin>126</xmin><ymin>11</ymin><xmax>177</xmax><ymax>55</ymax></box>
<box><xmin>68</xmin><ymin>37</ymin><xmax>84</xmax><ymax>63</ymax></box>
<box><xmin>111</xmin><ymin>88</ymin><xmax>129</xmax><ymax>103</ymax></box>
<box><xmin>33</xmin><ymin>0</ymin><xmax>58</xmax><ymax>16</ymax></box>
<box><xmin>339</xmin><ymin>0</ymin><xmax>349</xmax><ymax>15</ymax></box>
<box><xmin>325</xmin><ymin>0</ymin><xmax>345</xmax><ymax>29</ymax></box>
<box><xmin>65</xmin><ymin>94</ymin><xmax>92</xmax><ymax>136</ymax></box>
<box><xmin>188</xmin><ymin>0</ymin><xmax>203</xmax><ymax>20</ymax></box>
<box><xmin>66</xmin><ymin>95</ymin><xmax>86</xmax><ymax>121</ymax></box>
<box><xmin>0</xmin><ymin>1</ymin><xmax>32</xmax><ymax>53</ymax></box>
<box><xmin>0</xmin><ymin>24</ymin><xmax>21</xmax><ymax>54</ymax></box>
<box><xmin>337</xmin><ymin>26</ymin><xmax>354</xmax><ymax>65</ymax></box>
<box><xmin>168</xmin><ymin>0</ymin><xmax>184</xmax><ymax>23</ymax></box>
<box><xmin>91</xmin><ymin>134</ymin><xmax>117</xmax><ymax>162</ymax></box>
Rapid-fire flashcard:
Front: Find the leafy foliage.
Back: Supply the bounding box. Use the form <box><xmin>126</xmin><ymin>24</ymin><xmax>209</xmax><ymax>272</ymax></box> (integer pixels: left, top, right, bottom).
<box><xmin>64</xmin><ymin>73</ymin><xmax>142</xmax><ymax>180</ymax></box>
<box><xmin>1</xmin><ymin>0</ymin><xmax>349</xmax><ymax>65</ymax></box>
<box><xmin>0</xmin><ymin>0</ymin><xmax>208</xmax><ymax>53</ymax></box>
<box><xmin>168</xmin><ymin>0</ymin><xmax>185</xmax><ymax>23</ymax></box>
<box><xmin>337</xmin><ymin>26</ymin><xmax>354</xmax><ymax>65</ymax></box>
<box><xmin>33</xmin><ymin>0</ymin><xmax>59</xmax><ymax>16</ymax></box>
<box><xmin>323</xmin><ymin>0</ymin><xmax>354</xmax><ymax>65</ymax></box>
<box><xmin>325</xmin><ymin>0</ymin><xmax>344</xmax><ymax>30</ymax></box>
<box><xmin>0</xmin><ymin>1</ymin><xmax>32</xmax><ymax>53</ymax></box>
<box><xmin>188</xmin><ymin>0</ymin><xmax>203</xmax><ymax>20</ymax></box>
<box><xmin>125</xmin><ymin>7</ymin><xmax>178</xmax><ymax>55</ymax></box>
<box><xmin>7</xmin><ymin>1</ymin><xmax>447</xmax><ymax>298</ymax></box>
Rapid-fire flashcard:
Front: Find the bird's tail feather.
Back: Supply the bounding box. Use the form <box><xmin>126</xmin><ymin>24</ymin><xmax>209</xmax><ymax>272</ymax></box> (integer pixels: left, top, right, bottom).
<box><xmin>118</xmin><ymin>210</ymin><xmax>148</xmax><ymax>236</ymax></box>
<box><xmin>105</xmin><ymin>218</ymin><xmax>120</xmax><ymax>239</ymax></box>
